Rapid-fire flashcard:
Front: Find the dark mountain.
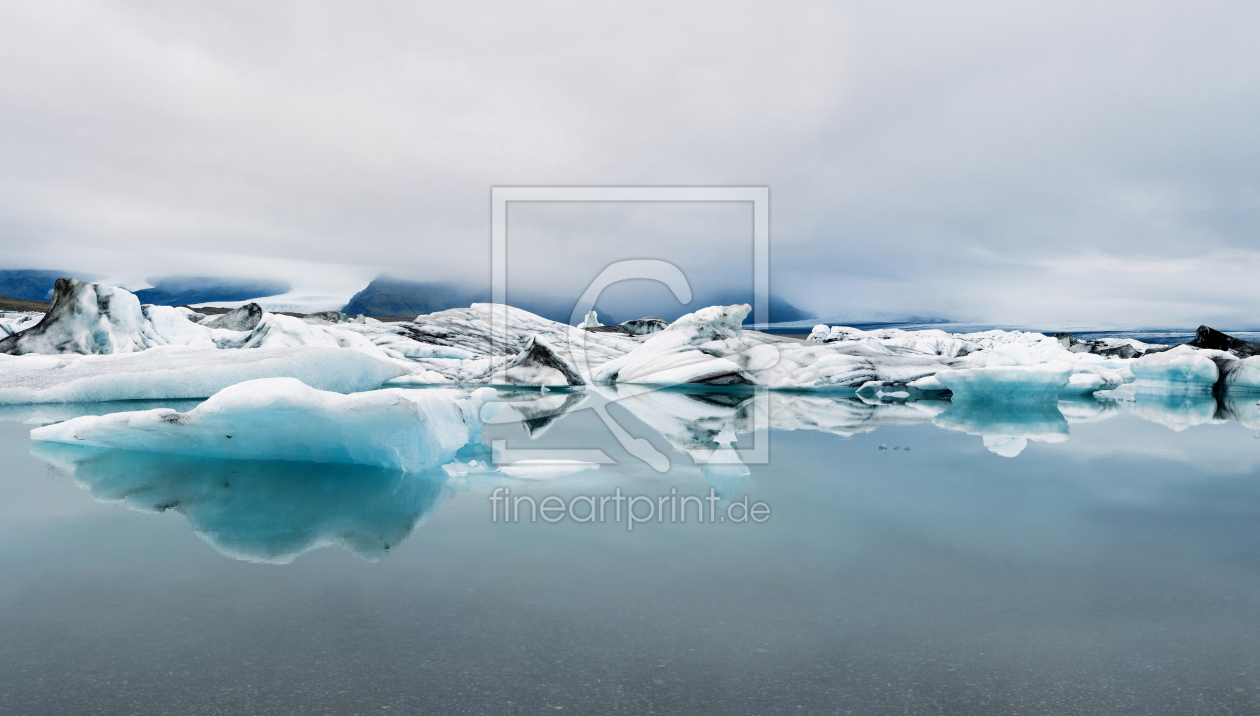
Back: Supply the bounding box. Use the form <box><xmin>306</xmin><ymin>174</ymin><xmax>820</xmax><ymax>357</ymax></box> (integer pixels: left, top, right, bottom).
<box><xmin>703</xmin><ymin>292</ymin><xmax>815</xmax><ymax>324</ymax></box>
<box><xmin>134</xmin><ymin>276</ymin><xmax>290</xmax><ymax>306</ymax></box>
<box><xmin>341</xmin><ymin>276</ymin><xmax>816</xmax><ymax>325</ymax></box>
<box><xmin>342</xmin><ymin>278</ymin><xmax>489</xmax><ymax>318</ymax></box>
<box><xmin>592</xmin><ymin>291</ymin><xmax>815</xmax><ymax>325</ymax></box>
<box><xmin>0</xmin><ymin>269</ymin><xmax>96</xmax><ymax>301</ymax></box>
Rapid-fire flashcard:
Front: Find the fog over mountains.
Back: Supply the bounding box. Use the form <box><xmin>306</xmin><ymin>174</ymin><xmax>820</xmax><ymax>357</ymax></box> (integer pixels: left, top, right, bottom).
<box><xmin>0</xmin><ymin>270</ymin><xmax>815</xmax><ymax>325</ymax></box>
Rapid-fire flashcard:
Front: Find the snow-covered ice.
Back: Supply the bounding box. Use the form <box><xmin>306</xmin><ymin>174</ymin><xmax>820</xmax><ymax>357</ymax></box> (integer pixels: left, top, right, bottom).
<box><xmin>31</xmin><ymin>378</ymin><xmax>498</xmax><ymax>472</ymax></box>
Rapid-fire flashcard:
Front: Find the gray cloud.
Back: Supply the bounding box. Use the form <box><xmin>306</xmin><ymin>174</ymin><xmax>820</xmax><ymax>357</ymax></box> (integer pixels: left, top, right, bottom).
<box><xmin>0</xmin><ymin>1</ymin><xmax>1257</xmax><ymax>326</ymax></box>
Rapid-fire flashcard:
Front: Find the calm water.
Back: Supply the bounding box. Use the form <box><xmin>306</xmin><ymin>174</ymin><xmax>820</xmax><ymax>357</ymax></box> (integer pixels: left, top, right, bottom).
<box><xmin>2</xmin><ymin>387</ymin><xmax>1260</xmax><ymax>715</ymax></box>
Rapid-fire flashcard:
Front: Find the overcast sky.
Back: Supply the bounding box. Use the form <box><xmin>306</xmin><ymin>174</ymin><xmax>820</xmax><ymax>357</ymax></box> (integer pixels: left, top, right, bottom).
<box><xmin>1</xmin><ymin>1</ymin><xmax>1258</xmax><ymax>327</ymax></box>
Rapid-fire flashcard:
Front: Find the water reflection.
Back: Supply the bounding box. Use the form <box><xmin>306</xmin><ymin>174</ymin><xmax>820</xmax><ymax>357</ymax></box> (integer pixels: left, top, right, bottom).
<box><xmin>20</xmin><ymin>386</ymin><xmax>1260</xmax><ymax>563</ymax></box>
<box><xmin>32</xmin><ymin>442</ymin><xmax>450</xmax><ymax>564</ymax></box>
<box><xmin>934</xmin><ymin>402</ymin><xmax>1070</xmax><ymax>457</ymax></box>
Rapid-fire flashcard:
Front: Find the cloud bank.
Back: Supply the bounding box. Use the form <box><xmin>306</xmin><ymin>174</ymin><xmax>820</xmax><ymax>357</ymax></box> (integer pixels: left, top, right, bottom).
<box><xmin>1</xmin><ymin>1</ymin><xmax>1257</xmax><ymax>327</ymax></box>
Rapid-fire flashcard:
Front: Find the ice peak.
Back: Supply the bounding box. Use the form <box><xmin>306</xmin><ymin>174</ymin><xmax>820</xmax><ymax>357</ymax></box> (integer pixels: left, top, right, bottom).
<box><xmin>667</xmin><ymin>304</ymin><xmax>750</xmax><ymax>339</ymax></box>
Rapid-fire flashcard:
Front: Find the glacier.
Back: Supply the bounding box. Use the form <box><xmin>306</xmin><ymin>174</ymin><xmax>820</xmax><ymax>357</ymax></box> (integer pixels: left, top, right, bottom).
<box><xmin>31</xmin><ymin>378</ymin><xmax>499</xmax><ymax>472</ymax></box>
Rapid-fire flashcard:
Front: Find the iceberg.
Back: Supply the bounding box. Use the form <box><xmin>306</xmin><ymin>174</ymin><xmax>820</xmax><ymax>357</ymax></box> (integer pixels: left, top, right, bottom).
<box><xmin>0</xmin><ymin>278</ymin><xmax>157</xmax><ymax>354</ymax></box>
<box><xmin>1221</xmin><ymin>356</ymin><xmax>1260</xmax><ymax>392</ymax></box>
<box><xmin>934</xmin><ymin>362</ymin><xmax>1074</xmax><ymax>403</ymax></box>
<box><xmin>1130</xmin><ymin>345</ymin><xmax>1221</xmax><ymax>391</ymax></box>
<box><xmin>31</xmin><ymin>378</ymin><xmax>498</xmax><ymax>472</ymax></box>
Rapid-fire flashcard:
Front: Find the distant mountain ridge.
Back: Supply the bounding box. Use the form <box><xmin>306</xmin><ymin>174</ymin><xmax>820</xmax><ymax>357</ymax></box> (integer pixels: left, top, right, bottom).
<box><xmin>342</xmin><ymin>278</ymin><xmax>487</xmax><ymax>318</ymax></box>
<box><xmin>134</xmin><ymin>276</ymin><xmax>291</xmax><ymax>306</ymax></box>
<box><xmin>341</xmin><ymin>276</ymin><xmax>816</xmax><ymax>324</ymax></box>
<box><xmin>0</xmin><ymin>269</ymin><xmax>96</xmax><ymax>301</ymax></box>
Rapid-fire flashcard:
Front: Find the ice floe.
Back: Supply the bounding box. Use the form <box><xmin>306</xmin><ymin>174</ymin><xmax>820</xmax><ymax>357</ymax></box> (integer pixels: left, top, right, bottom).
<box><xmin>31</xmin><ymin>378</ymin><xmax>498</xmax><ymax>472</ymax></box>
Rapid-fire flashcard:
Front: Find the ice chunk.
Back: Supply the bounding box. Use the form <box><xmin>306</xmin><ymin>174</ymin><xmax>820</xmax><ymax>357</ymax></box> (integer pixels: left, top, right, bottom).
<box><xmin>201</xmin><ymin>303</ymin><xmax>264</xmax><ymax>331</ymax></box>
<box><xmin>582</xmin><ymin>310</ymin><xmax>602</xmax><ymax>328</ymax></box>
<box><xmin>0</xmin><ymin>278</ymin><xmax>154</xmax><ymax>354</ymax></box>
<box><xmin>491</xmin><ymin>335</ymin><xmax>586</xmax><ymax>386</ymax></box>
<box><xmin>0</xmin><ymin>346</ymin><xmax>408</xmax><ymax>404</ymax></box>
<box><xmin>498</xmin><ymin>459</ymin><xmax>601</xmax><ymax>479</ymax></box>
<box><xmin>1130</xmin><ymin>345</ymin><xmax>1220</xmax><ymax>391</ymax></box>
<box><xmin>31</xmin><ymin>378</ymin><xmax>498</xmax><ymax>472</ymax></box>
<box><xmin>1060</xmin><ymin>366</ymin><xmax>1126</xmax><ymax>395</ymax></box>
<box><xmin>1221</xmin><ymin>356</ymin><xmax>1260</xmax><ymax>392</ymax></box>
<box><xmin>934</xmin><ymin>362</ymin><xmax>1073</xmax><ymax>402</ymax></box>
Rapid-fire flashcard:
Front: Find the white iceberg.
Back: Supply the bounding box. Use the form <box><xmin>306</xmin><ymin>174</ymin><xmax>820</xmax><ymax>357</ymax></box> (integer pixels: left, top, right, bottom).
<box><xmin>31</xmin><ymin>378</ymin><xmax>498</xmax><ymax>472</ymax></box>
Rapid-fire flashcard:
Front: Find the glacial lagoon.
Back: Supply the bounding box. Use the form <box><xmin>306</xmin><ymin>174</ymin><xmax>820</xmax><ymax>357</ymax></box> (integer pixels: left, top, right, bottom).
<box><xmin>2</xmin><ymin>386</ymin><xmax>1260</xmax><ymax>715</ymax></box>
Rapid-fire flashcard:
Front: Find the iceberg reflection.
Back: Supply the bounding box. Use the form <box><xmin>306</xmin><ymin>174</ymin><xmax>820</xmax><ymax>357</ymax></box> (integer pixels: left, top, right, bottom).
<box><xmin>25</xmin><ymin>385</ymin><xmax>1260</xmax><ymax>566</ymax></box>
<box><xmin>934</xmin><ymin>401</ymin><xmax>1070</xmax><ymax>457</ymax></box>
<box><xmin>31</xmin><ymin>442</ymin><xmax>451</xmax><ymax>564</ymax></box>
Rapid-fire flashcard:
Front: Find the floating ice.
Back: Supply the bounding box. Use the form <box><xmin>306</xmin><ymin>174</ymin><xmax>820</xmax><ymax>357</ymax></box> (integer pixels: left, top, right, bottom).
<box><xmin>498</xmin><ymin>459</ymin><xmax>601</xmax><ymax>479</ymax></box>
<box><xmin>1130</xmin><ymin>346</ymin><xmax>1221</xmax><ymax>391</ymax></box>
<box><xmin>31</xmin><ymin>378</ymin><xmax>498</xmax><ymax>472</ymax></box>
<box><xmin>934</xmin><ymin>362</ymin><xmax>1074</xmax><ymax>403</ymax></box>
